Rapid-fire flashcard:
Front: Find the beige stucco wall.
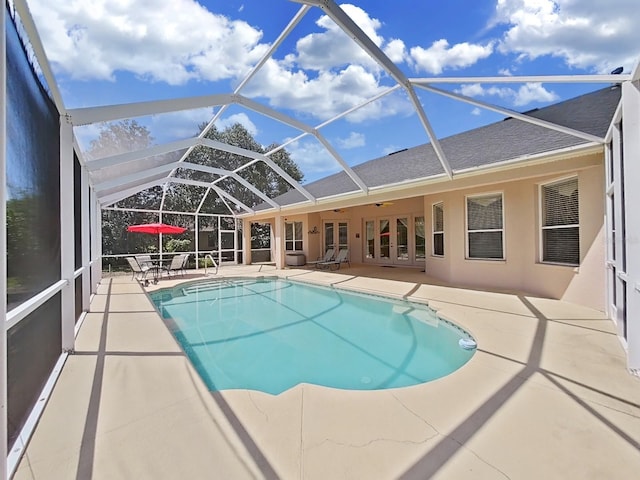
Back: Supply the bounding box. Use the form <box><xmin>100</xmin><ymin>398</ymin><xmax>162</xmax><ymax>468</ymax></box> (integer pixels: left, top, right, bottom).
<box><xmin>423</xmin><ymin>164</ymin><xmax>605</xmax><ymax>310</ymax></box>
<box><xmin>313</xmin><ymin>197</ymin><xmax>425</xmax><ymax>264</ymax></box>
<box><xmin>249</xmin><ymin>152</ymin><xmax>606</xmax><ymax>310</ymax></box>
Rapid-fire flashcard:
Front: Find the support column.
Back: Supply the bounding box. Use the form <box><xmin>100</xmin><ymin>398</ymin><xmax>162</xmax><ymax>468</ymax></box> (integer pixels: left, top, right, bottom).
<box><xmin>622</xmin><ymin>80</ymin><xmax>640</xmax><ymax>371</ymax></box>
<box><xmin>274</xmin><ymin>216</ymin><xmax>284</xmax><ymax>269</ymax></box>
<box><xmin>90</xmin><ymin>189</ymin><xmax>100</xmax><ymax>291</ymax></box>
<box><xmin>60</xmin><ymin>119</ymin><xmax>75</xmax><ymax>352</ymax></box>
<box><xmin>1</xmin><ymin>4</ymin><xmax>9</xmax><ymax>477</ymax></box>
<box><xmin>242</xmin><ymin>219</ymin><xmax>252</xmax><ymax>265</ymax></box>
<box><xmin>194</xmin><ymin>215</ymin><xmax>200</xmax><ymax>270</ymax></box>
<box><xmin>81</xmin><ymin>164</ymin><xmax>90</xmax><ymax>312</ymax></box>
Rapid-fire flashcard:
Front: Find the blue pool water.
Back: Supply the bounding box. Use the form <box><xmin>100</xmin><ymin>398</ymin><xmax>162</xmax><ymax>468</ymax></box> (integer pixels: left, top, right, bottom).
<box><xmin>150</xmin><ymin>277</ymin><xmax>475</xmax><ymax>395</ymax></box>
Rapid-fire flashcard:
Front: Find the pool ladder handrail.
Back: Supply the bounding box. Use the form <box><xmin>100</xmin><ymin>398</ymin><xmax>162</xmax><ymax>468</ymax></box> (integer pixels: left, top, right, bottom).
<box><xmin>204</xmin><ymin>253</ymin><xmax>218</xmax><ymax>276</ymax></box>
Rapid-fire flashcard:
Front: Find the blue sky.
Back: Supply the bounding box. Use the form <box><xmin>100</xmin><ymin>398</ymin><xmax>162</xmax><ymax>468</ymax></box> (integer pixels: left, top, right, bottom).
<box><xmin>20</xmin><ymin>0</ymin><xmax>640</xmax><ymax>183</ymax></box>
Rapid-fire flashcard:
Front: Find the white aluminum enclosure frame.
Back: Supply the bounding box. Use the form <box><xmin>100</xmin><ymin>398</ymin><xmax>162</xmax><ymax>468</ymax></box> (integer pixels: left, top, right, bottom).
<box><xmin>3</xmin><ymin>1</ymin><xmax>640</xmax><ymax>478</ymax></box>
<box><xmin>1</xmin><ymin>5</ymin><xmax>8</xmax><ymax>478</ymax></box>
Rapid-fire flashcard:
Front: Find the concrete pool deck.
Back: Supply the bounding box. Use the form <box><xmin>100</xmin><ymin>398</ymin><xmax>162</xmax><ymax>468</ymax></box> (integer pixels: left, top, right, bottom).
<box><xmin>13</xmin><ymin>264</ymin><xmax>640</xmax><ymax>479</ymax></box>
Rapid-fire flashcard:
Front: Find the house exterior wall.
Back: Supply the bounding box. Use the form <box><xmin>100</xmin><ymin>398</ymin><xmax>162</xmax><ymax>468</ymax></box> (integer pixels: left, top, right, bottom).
<box><xmin>423</xmin><ymin>164</ymin><xmax>605</xmax><ymax>310</ymax></box>
<box><xmin>260</xmin><ymin>152</ymin><xmax>606</xmax><ymax>311</ymax></box>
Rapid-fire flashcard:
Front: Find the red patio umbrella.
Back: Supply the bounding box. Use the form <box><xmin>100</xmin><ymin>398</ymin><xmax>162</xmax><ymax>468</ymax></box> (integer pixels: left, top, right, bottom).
<box><xmin>127</xmin><ymin>223</ymin><xmax>187</xmax><ymax>234</ymax></box>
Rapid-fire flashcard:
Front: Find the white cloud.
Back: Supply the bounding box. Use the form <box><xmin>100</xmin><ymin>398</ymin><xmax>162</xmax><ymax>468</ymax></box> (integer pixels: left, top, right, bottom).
<box><xmin>456</xmin><ymin>82</ymin><xmax>559</xmax><ymax>107</ymax></box>
<box><xmin>383</xmin><ymin>39</ymin><xmax>408</xmax><ymax>64</ymax></box>
<box><xmin>495</xmin><ymin>0</ymin><xmax>638</xmax><ymax>73</ymax></box>
<box><xmin>244</xmin><ymin>60</ymin><xmax>412</xmax><ymax>122</ymax></box>
<box><xmin>215</xmin><ymin>113</ymin><xmax>258</xmax><ymax>136</ymax></box>
<box><xmin>150</xmin><ymin>108</ymin><xmax>215</xmax><ymax>140</ymax></box>
<box><xmin>337</xmin><ymin>132</ymin><xmax>365</xmax><ymax>149</ymax></box>
<box><xmin>410</xmin><ymin>39</ymin><xmax>494</xmax><ymax>75</ymax></box>
<box><xmin>293</xmin><ymin>4</ymin><xmax>383</xmax><ymax>71</ymax></box>
<box><xmin>73</xmin><ymin>123</ymin><xmax>102</xmax><ymax>153</ymax></box>
<box><xmin>512</xmin><ymin>83</ymin><xmax>559</xmax><ymax>106</ymax></box>
<box><xmin>28</xmin><ymin>0</ymin><xmax>269</xmax><ymax>84</ymax></box>
<box><xmin>239</xmin><ymin>3</ymin><xmax>418</xmax><ymax>122</ymax></box>
<box><xmin>285</xmin><ymin>138</ymin><xmax>341</xmax><ymax>177</ymax></box>
<box><xmin>471</xmin><ymin>107</ymin><xmax>482</xmax><ymax>116</ymax></box>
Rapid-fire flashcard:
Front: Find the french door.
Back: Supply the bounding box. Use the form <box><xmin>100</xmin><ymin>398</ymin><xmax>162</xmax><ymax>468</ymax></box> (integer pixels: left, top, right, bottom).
<box><xmin>364</xmin><ymin>216</ymin><xmax>425</xmax><ymax>266</ymax></box>
<box><xmin>324</xmin><ymin>221</ymin><xmax>349</xmax><ymax>255</ymax></box>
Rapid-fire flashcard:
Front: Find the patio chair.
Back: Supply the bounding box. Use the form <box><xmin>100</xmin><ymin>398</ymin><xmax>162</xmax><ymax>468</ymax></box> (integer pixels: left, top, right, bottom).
<box><xmin>317</xmin><ymin>249</ymin><xmax>350</xmax><ymax>270</ymax></box>
<box><xmin>165</xmin><ymin>253</ymin><xmax>188</xmax><ymax>277</ymax></box>
<box><xmin>126</xmin><ymin>256</ymin><xmax>152</xmax><ymax>283</ymax></box>
<box><xmin>306</xmin><ymin>248</ymin><xmax>335</xmax><ymax>268</ymax></box>
<box><xmin>181</xmin><ymin>253</ymin><xmax>190</xmax><ymax>273</ymax></box>
<box><xmin>135</xmin><ymin>254</ymin><xmax>153</xmax><ymax>268</ymax></box>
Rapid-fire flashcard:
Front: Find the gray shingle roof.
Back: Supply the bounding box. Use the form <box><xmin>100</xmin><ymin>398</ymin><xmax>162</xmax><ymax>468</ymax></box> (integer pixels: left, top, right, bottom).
<box><xmin>257</xmin><ymin>86</ymin><xmax>620</xmax><ymax>211</ymax></box>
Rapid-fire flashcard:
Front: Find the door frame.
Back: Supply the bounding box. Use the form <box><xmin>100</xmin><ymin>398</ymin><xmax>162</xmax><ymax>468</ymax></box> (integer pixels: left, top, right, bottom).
<box><xmin>322</xmin><ymin>220</ymin><xmax>349</xmax><ymax>256</ymax></box>
<box><xmin>363</xmin><ymin>214</ymin><xmax>423</xmax><ymax>266</ymax></box>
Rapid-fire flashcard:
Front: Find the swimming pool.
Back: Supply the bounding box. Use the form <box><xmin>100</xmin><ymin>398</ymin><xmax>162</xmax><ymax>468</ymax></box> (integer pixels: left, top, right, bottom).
<box><xmin>150</xmin><ymin>277</ymin><xmax>475</xmax><ymax>395</ymax></box>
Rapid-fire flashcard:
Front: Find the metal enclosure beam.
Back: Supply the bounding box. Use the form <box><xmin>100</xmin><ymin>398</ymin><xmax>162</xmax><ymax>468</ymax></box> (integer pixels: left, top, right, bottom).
<box><xmin>80</xmin><ymin>162</ymin><xmax>91</xmax><ymax>312</ymax></box>
<box><xmin>410</xmin><ymin>74</ymin><xmax>631</xmax><ymax>84</ymax></box>
<box><xmin>85</xmin><ymin>138</ymin><xmax>199</xmax><ymax>171</ymax></box>
<box><xmin>176</xmin><ymin>4</ymin><xmax>313</xmax><ymax>207</ymax></box>
<box><xmin>236</xmin><ymin>96</ymin><xmax>370</xmax><ymax>190</ymax></box>
<box><xmin>622</xmin><ymin>80</ymin><xmax>640</xmax><ymax>370</ymax></box>
<box><xmin>169</xmin><ymin>178</ymin><xmax>255</xmax><ymax>214</ymax></box>
<box><xmin>303</xmin><ymin>0</ymin><xmax>453</xmax><ymax>178</ymax></box>
<box><xmin>415</xmin><ymin>83</ymin><xmax>606</xmax><ymax>145</ymax></box>
<box><xmin>68</xmin><ymin>94</ymin><xmax>231</xmax><ymax>126</ymax></box>
<box><xmin>60</xmin><ymin>119</ymin><xmax>75</xmax><ymax>352</ymax></box>
<box><xmin>1</xmin><ymin>4</ymin><xmax>8</xmax><ymax>478</ymax></box>
<box><xmin>13</xmin><ymin>0</ymin><xmax>67</xmax><ymax>113</ymax></box>
<box><xmin>199</xmin><ymin>138</ymin><xmax>317</xmax><ymax>202</ymax></box>
<box><xmin>90</xmin><ymin>188</ymin><xmax>101</xmax><ymax>292</ymax></box>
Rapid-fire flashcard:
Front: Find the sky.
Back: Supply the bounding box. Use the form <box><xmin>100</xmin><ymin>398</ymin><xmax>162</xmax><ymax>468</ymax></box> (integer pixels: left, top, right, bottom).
<box><xmin>17</xmin><ymin>0</ymin><xmax>640</xmax><ymax>184</ymax></box>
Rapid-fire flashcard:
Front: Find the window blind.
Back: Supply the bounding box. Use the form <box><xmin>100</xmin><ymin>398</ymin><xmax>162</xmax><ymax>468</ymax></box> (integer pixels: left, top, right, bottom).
<box><xmin>432</xmin><ymin>203</ymin><xmax>444</xmax><ymax>256</ymax></box>
<box><xmin>467</xmin><ymin>194</ymin><xmax>503</xmax><ymax>259</ymax></box>
<box><xmin>542</xmin><ymin>178</ymin><xmax>579</xmax><ymax>265</ymax></box>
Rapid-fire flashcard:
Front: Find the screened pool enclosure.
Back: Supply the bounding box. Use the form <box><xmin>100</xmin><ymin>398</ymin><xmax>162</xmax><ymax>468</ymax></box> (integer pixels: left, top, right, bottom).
<box><xmin>3</xmin><ymin>1</ymin><xmax>640</xmax><ymax>478</ymax></box>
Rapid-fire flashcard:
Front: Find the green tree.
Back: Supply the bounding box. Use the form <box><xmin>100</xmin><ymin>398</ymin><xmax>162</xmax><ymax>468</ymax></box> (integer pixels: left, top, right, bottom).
<box><xmin>90</xmin><ymin>121</ymin><xmax>160</xmax><ymax>257</ymax></box>
<box><xmin>178</xmin><ymin>123</ymin><xmax>304</xmax><ymax>213</ymax></box>
<box><xmin>95</xmin><ymin>120</ymin><xmax>303</xmax><ymax>256</ymax></box>
<box><xmin>87</xmin><ymin>119</ymin><xmax>154</xmax><ymax>159</ymax></box>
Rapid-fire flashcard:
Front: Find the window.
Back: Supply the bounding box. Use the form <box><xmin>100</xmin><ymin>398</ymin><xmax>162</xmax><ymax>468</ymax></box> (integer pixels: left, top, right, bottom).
<box><xmin>285</xmin><ymin>221</ymin><xmax>303</xmax><ymax>251</ymax></box>
<box><xmin>415</xmin><ymin>216</ymin><xmax>426</xmax><ymax>260</ymax></box>
<box><xmin>541</xmin><ymin>177</ymin><xmax>579</xmax><ymax>265</ymax></box>
<box><xmin>338</xmin><ymin>222</ymin><xmax>348</xmax><ymax>251</ymax></box>
<box><xmin>432</xmin><ymin>203</ymin><xmax>444</xmax><ymax>256</ymax></box>
<box><xmin>466</xmin><ymin>193</ymin><xmax>504</xmax><ymax>259</ymax></box>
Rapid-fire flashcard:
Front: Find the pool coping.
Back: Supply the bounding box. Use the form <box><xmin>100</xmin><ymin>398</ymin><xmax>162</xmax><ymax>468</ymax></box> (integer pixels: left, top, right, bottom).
<box><xmin>14</xmin><ymin>265</ymin><xmax>640</xmax><ymax>480</ymax></box>
<box><xmin>148</xmin><ymin>275</ymin><xmax>478</xmax><ymax>394</ymax></box>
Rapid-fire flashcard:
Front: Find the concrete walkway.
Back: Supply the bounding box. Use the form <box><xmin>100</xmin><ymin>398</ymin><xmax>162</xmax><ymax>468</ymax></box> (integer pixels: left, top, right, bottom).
<box><xmin>14</xmin><ymin>265</ymin><xmax>640</xmax><ymax>479</ymax></box>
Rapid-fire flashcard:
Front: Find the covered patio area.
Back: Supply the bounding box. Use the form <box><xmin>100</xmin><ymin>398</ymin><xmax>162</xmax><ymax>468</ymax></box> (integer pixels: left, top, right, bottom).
<box><xmin>13</xmin><ymin>265</ymin><xmax>640</xmax><ymax>479</ymax></box>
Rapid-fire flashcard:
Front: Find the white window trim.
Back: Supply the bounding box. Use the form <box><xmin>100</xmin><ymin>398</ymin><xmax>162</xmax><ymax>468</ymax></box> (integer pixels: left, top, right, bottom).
<box><xmin>413</xmin><ymin>214</ymin><xmax>426</xmax><ymax>262</ymax></box>
<box><xmin>538</xmin><ymin>175</ymin><xmax>580</xmax><ymax>266</ymax></box>
<box><xmin>284</xmin><ymin>221</ymin><xmax>303</xmax><ymax>252</ymax></box>
<box><xmin>465</xmin><ymin>192</ymin><xmax>505</xmax><ymax>261</ymax></box>
<box><xmin>431</xmin><ymin>201</ymin><xmax>444</xmax><ymax>257</ymax></box>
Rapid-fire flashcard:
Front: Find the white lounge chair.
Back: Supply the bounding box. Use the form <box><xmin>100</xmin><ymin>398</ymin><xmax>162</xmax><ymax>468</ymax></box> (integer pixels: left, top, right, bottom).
<box><xmin>317</xmin><ymin>249</ymin><xmax>350</xmax><ymax>270</ymax></box>
<box><xmin>306</xmin><ymin>248</ymin><xmax>335</xmax><ymax>268</ymax></box>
